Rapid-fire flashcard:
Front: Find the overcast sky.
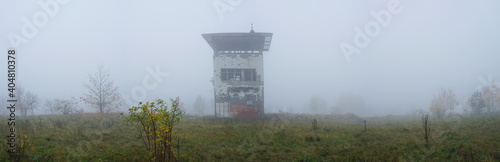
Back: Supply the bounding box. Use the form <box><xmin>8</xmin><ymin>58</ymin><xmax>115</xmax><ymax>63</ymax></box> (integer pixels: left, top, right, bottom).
<box><xmin>1</xmin><ymin>0</ymin><xmax>500</xmax><ymax>116</ymax></box>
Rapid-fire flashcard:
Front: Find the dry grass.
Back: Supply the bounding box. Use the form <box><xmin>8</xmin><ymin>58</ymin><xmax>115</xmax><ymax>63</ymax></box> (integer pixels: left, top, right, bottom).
<box><xmin>1</xmin><ymin>113</ymin><xmax>499</xmax><ymax>161</ymax></box>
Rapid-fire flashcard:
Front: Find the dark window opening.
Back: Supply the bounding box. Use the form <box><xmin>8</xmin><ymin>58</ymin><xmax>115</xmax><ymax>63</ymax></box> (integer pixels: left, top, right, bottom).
<box><xmin>221</xmin><ymin>68</ymin><xmax>256</xmax><ymax>81</ymax></box>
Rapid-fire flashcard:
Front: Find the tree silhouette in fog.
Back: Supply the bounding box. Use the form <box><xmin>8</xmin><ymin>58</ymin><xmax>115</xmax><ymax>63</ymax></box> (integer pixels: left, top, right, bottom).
<box><xmin>81</xmin><ymin>65</ymin><xmax>121</xmax><ymax>114</ymax></box>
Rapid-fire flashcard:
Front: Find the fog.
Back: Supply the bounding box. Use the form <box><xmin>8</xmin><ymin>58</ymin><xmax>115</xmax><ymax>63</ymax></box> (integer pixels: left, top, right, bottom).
<box><xmin>1</xmin><ymin>0</ymin><xmax>499</xmax><ymax>116</ymax></box>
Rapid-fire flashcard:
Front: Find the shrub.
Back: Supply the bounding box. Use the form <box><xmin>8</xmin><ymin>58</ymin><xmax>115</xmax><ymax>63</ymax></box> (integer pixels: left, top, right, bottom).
<box><xmin>3</xmin><ymin>134</ymin><xmax>34</xmax><ymax>161</ymax></box>
<box><xmin>311</xmin><ymin>119</ymin><xmax>318</xmax><ymax>130</ymax></box>
<box><xmin>421</xmin><ymin>113</ymin><xmax>431</xmax><ymax>144</ymax></box>
<box><xmin>124</xmin><ymin>98</ymin><xmax>184</xmax><ymax>161</ymax></box>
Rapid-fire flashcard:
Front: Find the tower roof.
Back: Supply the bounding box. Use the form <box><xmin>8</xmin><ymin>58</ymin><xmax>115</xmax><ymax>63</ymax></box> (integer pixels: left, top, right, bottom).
<box><xmin>202</xmin><ymin>31</ymin><xmax>273</xmax><ymax>52</ymax></box>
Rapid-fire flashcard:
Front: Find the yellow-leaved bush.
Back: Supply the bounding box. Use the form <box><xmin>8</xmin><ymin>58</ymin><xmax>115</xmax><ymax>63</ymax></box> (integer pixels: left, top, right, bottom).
<box><xmin>124</xmin><ymin>97</ymin><xmax>184</xmax><ymax>161</ymax></box>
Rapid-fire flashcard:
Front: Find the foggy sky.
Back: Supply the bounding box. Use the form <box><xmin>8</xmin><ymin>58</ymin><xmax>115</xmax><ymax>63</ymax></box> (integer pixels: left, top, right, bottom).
<box><xmin>1</xmin><ymin>0</ymin><xmax>500</xmax><ymax>116</ymax></box>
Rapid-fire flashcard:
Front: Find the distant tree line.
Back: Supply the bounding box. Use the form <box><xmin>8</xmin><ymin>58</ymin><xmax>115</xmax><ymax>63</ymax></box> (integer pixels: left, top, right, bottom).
<box><xmin>428</xmin><ymin>83</ymin><xmax>500</xmax><ymax>118</ymax></box>
<box><xmin>0</xmin><ymin>65</ymin><xmax>122</xmax><ymax>116</ymax></box>
<box><xmin>464</xmin><ymin>83</ymin><xmax>500</xmax><ymax>115</ymax></box>
<box><xmin>44</xmin><ymin>98</ymin><xmax>79</xmax><ymax>115</ymax></box>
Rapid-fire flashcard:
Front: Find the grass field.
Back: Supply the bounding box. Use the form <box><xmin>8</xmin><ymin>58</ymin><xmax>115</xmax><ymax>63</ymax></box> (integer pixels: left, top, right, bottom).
<box><xmin>1</xmin><ymin>113</ymin><xmax>500</xmax><ymax>161</ymax></box>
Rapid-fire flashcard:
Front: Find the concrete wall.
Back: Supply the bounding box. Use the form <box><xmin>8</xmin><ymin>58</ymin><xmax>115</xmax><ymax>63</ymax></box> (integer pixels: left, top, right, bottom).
<box><xmin>213</xmin><ymin>53</ymin><xmax>264</xmax><ymax>118</ymax></box>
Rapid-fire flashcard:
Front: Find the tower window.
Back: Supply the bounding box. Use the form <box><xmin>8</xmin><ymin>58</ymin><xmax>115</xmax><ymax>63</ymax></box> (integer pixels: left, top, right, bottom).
<box><xmin>221</xmin><ymin>68</ymin><xmax>256</xmax><ymax>81</ymax></box>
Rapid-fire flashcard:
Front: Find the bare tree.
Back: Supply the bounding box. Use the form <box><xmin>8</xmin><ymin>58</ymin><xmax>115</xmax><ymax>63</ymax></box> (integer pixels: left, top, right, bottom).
<box><xmin>44</xmin><ymin>99</ymin><xmax>56</xmax><ymax>115</ymax></box>
<box><xmin>46</xmin><ymin>98</ymin><xmax>78</xmax><ymax>115</ymax></box>
<box><xmin>81</xmin><ymin>65</ymin><xmax>121</xmax><ymax>114</ymax></box>
<box><xmin>429</xmin><ymin>88</ymin><xmax>458</xmax><ymax>118</ymax></box>
<box><xmin>429</xmin><ymin>97</ymin><xmax>445</xmax><ymax>118</ymax></box>
<box><xmin>17</xmin><ymin>86</ymin><xmax>39</xmax><ymax>116</ymax></box>
<box><xmin>58</xmin><ymin>98</ymin><xmax>78</xmax><ymax>115</ymax></box>
<box><xmin>482</xmin><ymin>83</ymin><xmax>500</xmax><ymax>113</ymax></box>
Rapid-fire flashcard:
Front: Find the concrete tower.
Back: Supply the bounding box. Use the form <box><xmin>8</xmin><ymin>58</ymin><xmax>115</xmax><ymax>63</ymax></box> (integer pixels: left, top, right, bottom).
<box><xmin>202</xmin><ymin>27</ymin><xmax>273</xmax><ymax>118</ymax></box>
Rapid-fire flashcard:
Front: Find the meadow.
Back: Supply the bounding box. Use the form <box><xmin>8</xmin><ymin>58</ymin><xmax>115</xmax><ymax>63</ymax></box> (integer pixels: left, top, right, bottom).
<box><xmin>1</xmin><ymin>113</ymin><xmax>500</xmax><ymax>161</ymax></box>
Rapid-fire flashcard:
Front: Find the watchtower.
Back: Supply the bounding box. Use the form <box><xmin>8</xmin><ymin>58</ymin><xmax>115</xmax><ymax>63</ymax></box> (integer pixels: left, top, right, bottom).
<box><xmin>202</xmin><ymin>27</ymin><xmax>273</xmax><ymax>118</ymax></box>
